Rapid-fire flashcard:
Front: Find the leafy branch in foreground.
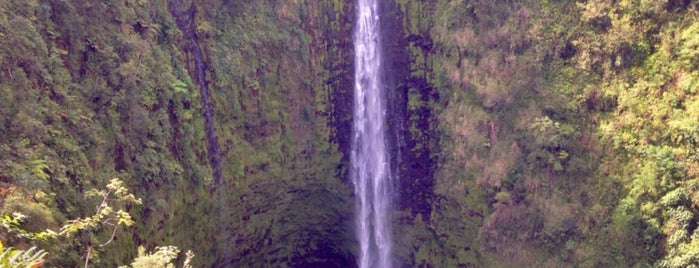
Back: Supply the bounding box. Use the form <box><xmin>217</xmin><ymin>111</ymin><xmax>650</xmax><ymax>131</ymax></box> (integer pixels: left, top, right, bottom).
<box><xmin>120</xmin><ymin>246</ymin><xmax>195</xmax><ymax>268</ymax></box>
<box><xmin>0</xmin><ymin>241</ymin><xmax>47</xmax><ymax>268</ymax></box>
<box><xmin>1</xmin><ymin>213</ymin><xmax>57</xmax><ymax>241</ymax></box>
<box><xmin>58</xmin><ymin>178</ymin><xmax>142</xmax><ymax>267</ymax></box>
<box><xmin>2</xmin><ymin>178</ymin><xmax>194</xmax><ymax>267</ymax></box>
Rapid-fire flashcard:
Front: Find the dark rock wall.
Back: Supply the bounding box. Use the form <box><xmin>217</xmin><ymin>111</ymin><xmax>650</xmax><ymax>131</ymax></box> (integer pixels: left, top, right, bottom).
<box><xmin>380</xmin><ymin>0</ymin><xmax>438</xmax><ymax>221</ymax></box>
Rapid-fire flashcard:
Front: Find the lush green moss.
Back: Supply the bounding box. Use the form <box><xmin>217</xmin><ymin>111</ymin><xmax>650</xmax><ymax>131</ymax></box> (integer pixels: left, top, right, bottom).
<box><xmin>1</xmin><ymin>0</ymin><xmax>698</xmax><ymax>266</ymax></box>
<box><xmin>0</xmin><ymin>0</ymin><xmax>354</xmax><ymax>266</ymax></box>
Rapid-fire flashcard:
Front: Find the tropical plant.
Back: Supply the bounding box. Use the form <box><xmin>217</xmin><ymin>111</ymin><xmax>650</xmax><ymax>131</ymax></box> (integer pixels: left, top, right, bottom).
<box><xmin>120</xmin><ymin>246</ymin><xmax>195</xmax><ymax>268</ymax></box>
<box><xmin>0</xmin><ymin>242</ymin><xmax>46</xmax><ymax>268</ymax></box>
<box><xmin>58</xmin><ymin>178</ymin><xmax>142</xmax><ymax>267</ymax></box>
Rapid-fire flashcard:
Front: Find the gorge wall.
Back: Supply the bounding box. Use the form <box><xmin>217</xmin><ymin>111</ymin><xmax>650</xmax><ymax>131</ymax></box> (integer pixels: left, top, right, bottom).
<box><xmin>1</xmin><ymin>0</ymin><xmax>698</xmax><ymax>267</ymax></box>
<box><xmin>0</xmin><ymin>0</ymin><xmax>358</xmax><ymax>266</ymax></box>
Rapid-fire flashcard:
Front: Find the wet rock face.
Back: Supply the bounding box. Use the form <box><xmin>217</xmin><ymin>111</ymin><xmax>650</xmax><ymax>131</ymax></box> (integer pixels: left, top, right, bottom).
<box><xmin>379</xmin><ymin>0</ymin><xmax>437</xmax><ymax>220</ymax></box>
<box><xmin>165</xmin><ymin>1</ymin><xmax>358</xmax><ymax>266</ymax></box>
<box><xmin>323</xmin><ymin>0</ymin><xmax>355</xmax><ymax>178</ymax></box>
<box><xmin>165</xmin><ymin>0</ymin><xmax>440</xmax><ymax>265</ymax></box>
<box><xmin>168</xmin><ymin>0</ymin><xmax>222</xmax><ymax>189</ymax></box>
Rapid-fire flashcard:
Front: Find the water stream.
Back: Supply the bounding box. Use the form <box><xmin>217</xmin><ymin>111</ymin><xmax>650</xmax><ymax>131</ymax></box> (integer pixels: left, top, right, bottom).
<box><xmin>169</xmin><ymin>1</ymin><xmax>222</xmax><ymax>189</ymax></box>
<box><xmin>351</xmin><ymin>0</ymin><xmax>393</xmax><ymax>267</ymax></box>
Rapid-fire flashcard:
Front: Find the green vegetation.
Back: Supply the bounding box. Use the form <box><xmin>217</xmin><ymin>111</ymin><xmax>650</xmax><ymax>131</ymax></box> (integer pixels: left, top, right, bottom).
<box><xmin>0</xmin><ymin>179</ymin><xmax>192</xmax><ymax>267</ymax></box>
<box><xmin>0</xmin><ymin>0</ymin><xmax>353</xmax><ymax>266</ymax></box>
<box><xmin>0</xmin><ymin>0</ymin><xmax>697</xmax><ymax>266</ymax></box>
<box><xmin>0</xmin><ymin>244</ymin><xmax>46</xmax><ymax>268</ymax></box>
<box><xmin>392</xmin><ymin>0</ymin><xmax>699</xmax><ymax>266</ymax></box>
<box><xmin>121</xmin><ymin>246</ymin><xmax>194</xmax><ymax>268</ymax></box>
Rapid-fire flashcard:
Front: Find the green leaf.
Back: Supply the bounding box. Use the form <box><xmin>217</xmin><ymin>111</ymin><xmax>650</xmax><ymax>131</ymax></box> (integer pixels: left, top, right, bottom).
<box><xmin>29</xmin><ymin>159</ymin><xmax>49</xmax><ymax>180</ymax></box>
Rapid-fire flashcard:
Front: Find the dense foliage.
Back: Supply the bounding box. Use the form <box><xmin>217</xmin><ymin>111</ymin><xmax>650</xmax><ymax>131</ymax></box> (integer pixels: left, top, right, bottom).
<box><xmin>388</xmin><ymin>0</ymin><xmax>699</xmax><ymax>266</ymax></box>
<box><xmin>0</xmin><ymin>0</ymin><xmax>353</xmax><ymax>266</ymax></box>
<box><xmin>0</xmin><ymin>0</ymin><xmax>697</xmax><ymax>267</ymax></box>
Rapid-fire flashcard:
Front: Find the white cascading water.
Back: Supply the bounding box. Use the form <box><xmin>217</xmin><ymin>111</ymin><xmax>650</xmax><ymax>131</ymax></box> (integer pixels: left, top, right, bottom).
<box><xmin>351</xmin><ymin>0</ymin><xmax>392</xmax><ymax>267</ymax></box>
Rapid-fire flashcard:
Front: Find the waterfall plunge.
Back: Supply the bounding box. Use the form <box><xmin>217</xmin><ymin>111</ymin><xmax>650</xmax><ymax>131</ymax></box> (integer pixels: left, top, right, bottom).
<box><xmin>351</xmin><ymin>0</ymin><xmax>393</xmax><ymax>267</ymax></box>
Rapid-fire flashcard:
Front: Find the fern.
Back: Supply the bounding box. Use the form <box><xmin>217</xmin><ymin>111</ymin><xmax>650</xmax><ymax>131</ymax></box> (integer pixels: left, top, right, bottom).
<box><xmin>0</xmin><ymin>246</ymin><xmax>47</xmax><ymax>268</ymax></box>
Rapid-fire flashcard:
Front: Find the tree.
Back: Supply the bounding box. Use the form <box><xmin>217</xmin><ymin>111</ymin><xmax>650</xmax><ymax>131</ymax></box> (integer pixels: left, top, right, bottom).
<box><xmin>58</xmin><ymin>178</ymin><xmax>141</xmax><ymax>267</ymax></box>
<box><xmin>2</xmin><ymin>178</ymin><xmax>195</xmax><ymax>267</ymax></box>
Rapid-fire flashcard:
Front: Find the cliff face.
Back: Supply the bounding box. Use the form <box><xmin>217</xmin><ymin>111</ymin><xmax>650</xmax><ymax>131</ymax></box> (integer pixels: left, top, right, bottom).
<box><xmin>388</xmin><ymin>0</ymin><xmax>699</xmax><ymax>267</ymax></box>
<box><xmin>1</xmin><ymin>0</ymin><xmax>698</xmax><ymax>267</ymax></box>
<box><xmin>186</xmin><ymin>1</ymin><xmax>355</xmax><ymax>266</ymax></box>
<box><xmin>0</xmin><ymin>0</ymin><xmax>356</xmax><ymax>266</ymax></box>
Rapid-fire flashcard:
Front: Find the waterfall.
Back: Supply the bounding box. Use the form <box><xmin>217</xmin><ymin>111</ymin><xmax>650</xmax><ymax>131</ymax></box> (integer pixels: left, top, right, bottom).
<box><xmin>351</xmin><ymin>0</ymin><xmax>393</xmax><ymax>267</ymax></box>
<box><xmin>168</xmin><ymin>1</ymin><xmax>222</xmax><ymax>190</ymax></box>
